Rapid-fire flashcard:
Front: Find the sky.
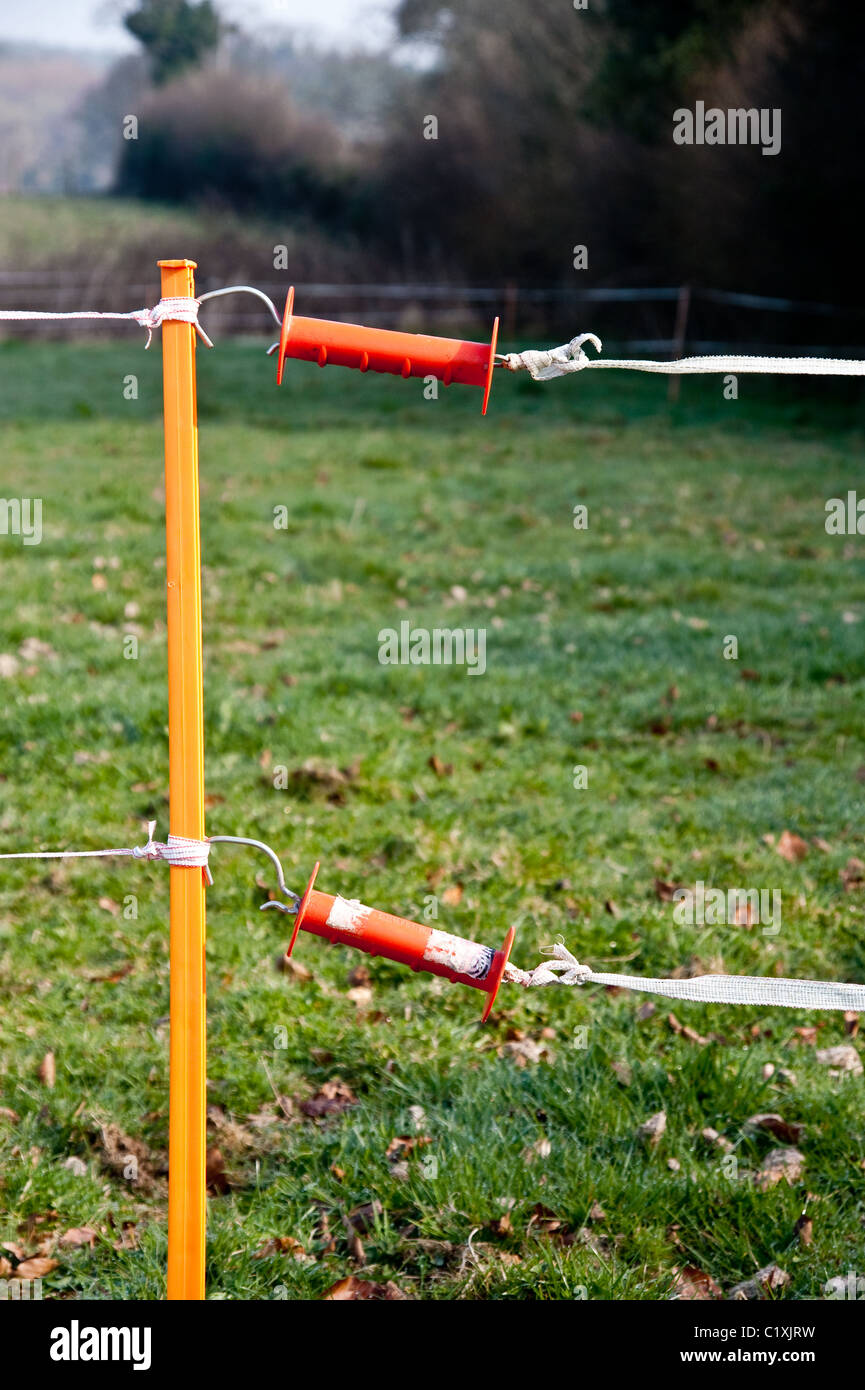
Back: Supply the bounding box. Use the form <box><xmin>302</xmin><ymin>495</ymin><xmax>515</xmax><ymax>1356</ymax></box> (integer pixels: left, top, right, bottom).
<box><xmin>0</xmin><ymin>0</ymin><xmax>395</xmax><ymax>52</ymax></box>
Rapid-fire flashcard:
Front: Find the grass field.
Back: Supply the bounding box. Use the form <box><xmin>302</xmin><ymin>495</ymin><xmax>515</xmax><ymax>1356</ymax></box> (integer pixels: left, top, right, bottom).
<box><xmin>1</xmin><ymin>336</ymin><xmax>864</xmax><ymax>1300</ymax></box>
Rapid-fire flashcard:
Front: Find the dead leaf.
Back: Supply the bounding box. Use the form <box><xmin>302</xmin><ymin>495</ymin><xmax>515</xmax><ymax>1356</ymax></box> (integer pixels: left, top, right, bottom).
<box><xmin>671</xmin><ymin>1265</ymin><xmax>722</xmax><ymax>1300</ymax></box>
<box><xmin>38</xmin><ymin>1052</ymin><xmax>55</xmax><ymax>1088</ymax></box>
<box><xmin>794</xmin><ymin>1215</ymin><xmax>813</xmax><ymax>1246</ymax></box>
<box><xmin>253</xmin><ymin>1236</ymin><xmax>311</xmax><ymax>1262</ymax></box>
<box><xmin>745</xmin><ymin>1113</ymin><xmax>805</xmax><ymax>1144</ymax></box>
<box><xmin>667</xmin><ymin>1012</ymin><xmax>709</xmax><ymax>1045</ymax></box>
<box><xmin>654</xmin><ymin>879</ymin><xmax>680</xmax><ymax>902</ymax></box>
<box><xmin>113</xmin><ymin>1222</ymin><xmax>138</xmax><ymax>1251</ymax></box>
<box><xmin>701</xmin><ymin>1127</ymin><xmax>734</xmax><ymax>1152</ymax></box>
<box><xmin>385</xmin><ymin>1134</ymin><xmax>432</xmax><ymax>1161</ymax></box>
<box><xmin>0</xmin><ymin>1106</ymin><xmax>20</xmax><ymax>1123</ymax></box>
<box><xmin>59</xmin><ymin>1226</ymin><xmax>97</xmax><ymax>1249</ymax></box>
<box><xmin>323</xmin><ymin>1276</ymin><xmax>408</xmax><ymax>1300</ymax></box>
<box><xmin>611</xmin><ymin>1061</ymin><xmax>632</xmax><ymax>1086</ymax></box>
<box><xmin>97</xmin><ymin>1122</ymin><xmax>160</xmax><ymax>1191</ymax></box>
<box><xmin>97</xmin><ymin>897</ymin><xmax>120</xmax><ymax>917</ymax></box>
<box><xmin>16</xmin><ymin>1256</ymin><xmax>58</xmax><ymax>1279</ymax></box>
<box><xmin>504</xmin><ymin>1036</ymin><xmax>555</xmax><ymax>1067</ymax></box>
<box><xmin>206</xmin><ymin>1146</ymin><xmax>231</xmax><ymax>1194</ymax></box>
<box><xmin>346</xmin><ymin>1200</ymin><xmax>382</xmax><ymax>1234</ymax></box>
<box><xmin>86</xmin><ymin>961</ymin><xmax>133</xmax><ymax>984</ymax></box>
<box><xmin>638</xmin><ymin>1110</ymin><xmax>667</xmax><ymax>1146</ymax></box>
<box><xmin>527</xmin><ymin>1203</ymin><xmax>569</xmax><ymax>1239</ymax></box>
<box><xmin>441</xmin><ymin>883</ymin><xmax>463</xmax><ymax>906</ymax></box>
<box><xmin>775</xmin><ymin>830</ymin><xmax>809</xmax><ymax>863</ymax></box>
<box><xmin>844</xmin><ymin>1012</ymin><xmax>859</xmax><ymax>1038</ymax></box>
<box><xmin>840</xmin><ymin>858</ymin><xmax>865</xmax><ymax>892</ymax></box>
<box><xmin>278</xmin><ymin>956</ymin><xmax>313</xmax><ymax>980</ymax></box>
<box><xmin>0</xmin><ymin>1257</ymin><xmax>12</xmax><ymax>1277</ymax></box>
<box><xmin>521</xmin><ymin>1137</ymin><xmax>552</xmax><ymax>1164</ymax></box>
<box><xmin>815</xmin><ymin>1044</ymin><xmax>863</xmax><ymax>1075</ymax></box>
<box><xmin>755</xmin><ymin>1146</ymin><xmax>804</xmax><ymax>1190</ymax></box>
<box><xmin>300</xmin><ymin>1077</ymin><xmax>358</xmax><ymax>1118</ymax></box>
<box><xmin>428</xmin><ymin>755</ymin><xmax>453</xmax><ymax>778</ymax></box>
<box><xmin>728</xmin><ymin>1263</ymin><xmax>789</xmax><ymax>1300</ymax></box>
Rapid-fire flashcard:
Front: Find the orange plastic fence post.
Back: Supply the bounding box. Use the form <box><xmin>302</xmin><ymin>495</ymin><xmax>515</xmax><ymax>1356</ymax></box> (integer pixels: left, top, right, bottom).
<box><xmin>286</xmin><ymin>863</ymin><xmax>515</xmax><ymax>1022</ymax></box>
<box><xmin>276</xmin><ymin>287</ymin><xmax>500</xmax><ymax>414</ymax></box>
<box><xmin>159</xmin><ymin>260</ymin><xmax>207</xmax><ymax>1301</ymax></box>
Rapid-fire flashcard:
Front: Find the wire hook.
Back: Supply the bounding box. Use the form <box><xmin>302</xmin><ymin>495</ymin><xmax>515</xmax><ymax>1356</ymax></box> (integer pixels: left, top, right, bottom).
<box><xmin>207</xmin><ymin>835</ymin><xmax>299</xmax><ymax>912</ymax></box>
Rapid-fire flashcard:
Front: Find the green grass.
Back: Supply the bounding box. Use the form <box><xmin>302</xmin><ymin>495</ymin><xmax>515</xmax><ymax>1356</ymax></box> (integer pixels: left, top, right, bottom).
<box><xmin>1</xmin><ymin>338</ymin><xmax>865</xmax><ymax>1300</ymax></box>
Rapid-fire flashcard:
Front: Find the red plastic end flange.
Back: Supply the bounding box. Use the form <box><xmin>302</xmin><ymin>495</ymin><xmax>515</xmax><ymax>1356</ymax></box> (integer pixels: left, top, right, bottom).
<box><xmin>481</xmin><ymin>923</ymin><xmax>516</xmax><ymax>1022</ymax></box>
<box><xmin>275</xmin><ymin>286</ymin><xmax>295</xmax><ymax>386</ymax></box>
<box><xmin>481</xmin><ymin>316</ymin><xmax>499</xmax><ymax>416</ymax></box>
<box><xmin>285</xmin><ymin>858</ymin><xmax>319</xmax><ymax>958</ymax></box>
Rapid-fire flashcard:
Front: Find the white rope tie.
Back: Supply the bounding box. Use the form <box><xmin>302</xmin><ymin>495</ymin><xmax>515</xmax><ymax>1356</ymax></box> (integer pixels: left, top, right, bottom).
<box><xmin>0</xmin><ymin>821</ymin><xmax>212</xmax><ymax>881</ymax></box>
<box><xmin>506</xmin><ymin>939</ymin><xmax>865</xmax><ymax>1012</ymax></box>
<box><xmin>0</xmin><ymin>297</ymin><xmax>213</xmax><ymax>349</ymax></box>
<box><xmin>0</xmin><ymin>284</ymin><xmax>281</xmax><ymax>351</ymax></box>
<box><xmin>500</xmin><ymin>334</ymin><xmax>865</xmax><ymax>381</ymax></box>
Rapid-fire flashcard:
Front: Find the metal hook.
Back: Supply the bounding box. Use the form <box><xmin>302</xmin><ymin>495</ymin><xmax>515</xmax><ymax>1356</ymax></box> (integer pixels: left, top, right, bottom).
<box><xmin>207</xmin><ymin>835</ymin><xmax>299</xmax><ymax>913</ymax></box>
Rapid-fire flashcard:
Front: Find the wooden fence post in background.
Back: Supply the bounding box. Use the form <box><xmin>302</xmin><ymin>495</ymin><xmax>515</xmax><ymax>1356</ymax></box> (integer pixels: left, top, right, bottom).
<box><xmin>668</xmin><ymin>284</ymin><xmax>691</xmax><ymax>403</ymax></box>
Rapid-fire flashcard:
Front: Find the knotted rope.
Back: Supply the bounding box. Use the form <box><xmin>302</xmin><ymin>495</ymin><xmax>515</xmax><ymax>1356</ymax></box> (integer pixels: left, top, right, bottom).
<box><xmin>0</xmin><ymin>821</ymin><xmax>212</xmax><ymax>881</ymax></box>
<box><xmin>0</xmin><ymin>285</ymin><xmax>282</xmax><ymax>351</ymax></box>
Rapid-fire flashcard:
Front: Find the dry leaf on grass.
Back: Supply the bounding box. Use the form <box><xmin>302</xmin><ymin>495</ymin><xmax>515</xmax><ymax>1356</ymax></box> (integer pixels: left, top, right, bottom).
<box><xmin>58</xmin><ymin>1226</ymin><xmax>97</xmax><ymax>1249</ymax></box>
<box><xmin>323</xmin><ymin>1276</ymin><xmax>408</xmax><ymax>1300</ymax></box>
<box><xmin>773</xmin><ymin>830</ymin><xmax>809</xmax><ymax>863</ymax></box>
<box><xmin>97</xmin><ymin>1123</ymin><xmax>161</xmax><ymax>1192</ymax></box>
<box><xmin>345</xmin><ymin>1199</ymin><xmax>382</xmax><ymax>1235</ymax></box>
<box><xmin>638</xmin><ymin>1110</ymin><xmax>667</xmax><ymax>1146</ymax></box>
<box><xmin>277</xmin><ymin>956</ymin><xmax>313</xmax><ymax>981</ymax></box>
<box><xmin>0</xmin><ymin>1106</ymin><xmax>20</xmax><ymax>1123</ymax></box>
<box><xmin>701</xmin><ymin>1127</ymin><xmax>734</xmax><ymax>1152</ymax></box>
<box><xmin>745</xmin><ymin>1113</ymin><xmax>805</xmax><ymax>1144</ymax></box>
<box><xmin>253</xmin><ymin>1236</ymin><xmax>312</xmax><ymax>1262</ymax></box>
<box><xmin>755</xmin><ymin>1147</ymin><xmax>805</xmax><ymax>1190</ymax></box>
<box><xmin>653</xmin><ymin>879</ymin><xmax>684</xmax><ymax>902</ymax></box>
<box><xmin>815</xmin><ymin>1044</ymin><xmax>863</xmax><ymax>1076</ymax></box>
<box><xmin>15</xmin><ymin>1256</ymin><xmax>58</xmax><ymax>1279</ymax></box>
<box><xmin>668</xmin><ymin>1013</ymin><xmax>709</xmax><ymax>1046</ymax></box>
<box><xmin>205</xmin><ymin>1147</ymin><xmax>231</xmax><ymax>1194</ymax></box>
<box><xmin>840</xmin><ymin>858</ymin><xmax>865</xmax><ymax>892</ymax></box>
<box><xmin>38</xmin><ymin>1052</ymin><xmax>55</xmax><ymax>1088</ymax></box>
<box><xmin>521</xmin><ymin>1137</ymin><xmax>552</xmax><ymax>1164</ymax></box>
<box><xmin>728</xmin><ymin>1264</ymin><xmax>789</xmax><ymax>1300</ymax></box>
<box><xmin>300</xmin><ymin>1078</ymin><xmax>357</xmax><ymax>1119</ymax></box>
<box><xmin>385</xmin><ymin>1134</ymin><xmax>432</xmax><ymax>1161</ymax></box>
<box><xmin>671</xmin><ymin>1265</ymin><xmax>722</xmax><ymax>1300</ymax></box>
<box><xmin>794</xmin><ymin>1215</ymin><xmax>813</xmax><ymax>1246</ymax></box>
<box><xmin>113</xmin><ymin>1222</ymin><xmax>138</xmax><ymax>1252</ymax></box>
<box><xmin>504</xmin><ymin>1036</ymin><xmax>555</xmax><ymax>1067</ymax></box>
